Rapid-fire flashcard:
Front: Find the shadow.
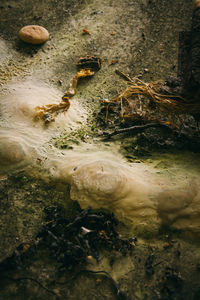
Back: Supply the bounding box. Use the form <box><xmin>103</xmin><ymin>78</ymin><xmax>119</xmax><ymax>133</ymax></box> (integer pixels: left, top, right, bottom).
<box><xmin>15</xmin><ymin>39</ymin><xmax>43</xmax><ymax>57</ymax></box>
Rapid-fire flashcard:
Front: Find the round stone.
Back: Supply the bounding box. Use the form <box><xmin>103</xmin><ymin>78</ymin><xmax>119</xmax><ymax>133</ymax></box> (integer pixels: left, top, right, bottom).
<box><xmin>18</xmin><ymin>25</ymin><xmax>49</xmax><ymax>45</ymax></box>
<box><xmin>194</xmin><ymin>0</ymin><xmax>200</xmax><ymax>8</ymax></box>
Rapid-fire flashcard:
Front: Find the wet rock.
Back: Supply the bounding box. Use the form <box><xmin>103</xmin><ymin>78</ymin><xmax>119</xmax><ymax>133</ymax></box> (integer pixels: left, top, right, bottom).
<box><xmin>18</xmin><ymin>25</ymin><xmax>49</xmax><ymax>45</ymax></box>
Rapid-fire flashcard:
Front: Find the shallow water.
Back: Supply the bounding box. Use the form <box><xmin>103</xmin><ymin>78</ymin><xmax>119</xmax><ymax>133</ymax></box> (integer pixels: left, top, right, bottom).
<box><xmin>1</xmin><ymin>1</ymin><xmax>200</xmax><ymax>298</ymax></box>
<box><xmin>0</xmin><ymin>79</ymin><xmax>87</xmax><ymax>172</ymax></box>
<box><xmin>0</xmin><ymin>79</ymin><xmax>200</xmax><ymax>237</ymax></box>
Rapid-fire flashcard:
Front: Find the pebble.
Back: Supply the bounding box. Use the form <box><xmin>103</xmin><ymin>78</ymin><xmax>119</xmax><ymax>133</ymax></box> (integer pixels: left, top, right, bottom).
<box><xmin>194</xmin><ymin>0</ymin><xmax>200</xmax><ymax>8</ymax></box>
<box><xmin>18</xmin><ymin>25</ymin><xmax>49</xmax><ymax>45</ymax></box>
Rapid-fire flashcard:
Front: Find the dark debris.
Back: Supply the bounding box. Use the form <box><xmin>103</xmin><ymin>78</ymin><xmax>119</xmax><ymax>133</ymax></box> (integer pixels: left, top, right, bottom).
<box><xmin>0</xmin><ymin>205</ymin><xmax>135</xmax><ymax>272</ymax></box>
<box><xmin>38</xmin><ymin>206</ymin><xmax>135</xmax><ymax>269</ymax></box>
<box><xmin>77</xmin><ymin>55</ymin><xmax>102</xmax><ymax>71</ymax></box>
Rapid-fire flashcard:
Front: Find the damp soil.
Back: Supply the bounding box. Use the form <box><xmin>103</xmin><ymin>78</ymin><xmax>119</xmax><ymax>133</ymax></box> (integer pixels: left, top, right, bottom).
<box><xmin>0</xmin><ymin>0</ymin><xmax>200</xmax><ymax>299</ymax></box>
<box><xmin>1</xmin><ymin>173</ymin><xmax>200</xmax><ymax>300</ymax></box>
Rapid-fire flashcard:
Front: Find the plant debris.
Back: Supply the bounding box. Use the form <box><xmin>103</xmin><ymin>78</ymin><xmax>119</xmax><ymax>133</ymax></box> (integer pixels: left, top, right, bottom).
<box><xmin>109</xmin><ymin>60</ymin><xmax>118</xmax><ymax>66</ymax></box>
<box><xmin>34</xmin><ymin>56</ymin><xmax>101</xmax><ymax>124</ymax></box>
<box><xmin>102</xmin><ymin>77</ymin><xmax>200</xmax><ymax>129</ymax></box>
<box><xmin>101</xmin><ymin>7</ymin><xmax>200</xmax><ymax>137</ymax></box>
<box><xmin>0</xmin><ymin>205</ymin><xmax>135</xmax><ymax>299</ymax></box>
<box><xmin>76</xmin><ymin>55</ymin><xmax>101</xmax><ymax>71</ymax></box>
<box><xmin>37</xmin><ymin>205</ymin><xmax>135</xmax><ymax>268</ymax></box>
<box><xmin>35</xmin><ymin>96</ymin><xmax>70</xmax><ymax>124</ymax></box>
<box><xmin>82</xmin><ymin>28</ymin><xmax>91</xmax><ymax>35</ymax></box>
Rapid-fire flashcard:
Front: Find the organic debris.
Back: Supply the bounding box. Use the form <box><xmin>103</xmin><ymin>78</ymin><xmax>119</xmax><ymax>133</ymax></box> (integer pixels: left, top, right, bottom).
<box><xmin>102</xmin><ymin>7</ymin><xmax>200</xmax><ymax>136</ymax></box>
<box><xmin>115</xmin><ymin>69</ymin><xmax>132</xmax><ymax>82</ymax></box>
<box><xmin>55</xmin><ymin>269</ymin><xmax>132</xmax><ymax>300</ymax></box>
<box><xmin>103</xmin><ymin>122</ymin><xmax>170</xmax><ymax>139</ymax></box>
<box><xmin>102</xmin><ymin>77</ymin><xmax>200</xmax><ymax>133</ymax></box>
<box><xmin>35</xmin><ymin>56</ymin><xmax>101</xmax><ymax>124</ymax></box>
<box><xmin>0</xmin><ymin>205</ymin><xmax>135</xmax><ymax>299</ymax></box>
<box><xmin>82</xmin><ymin>28</ymin><xmax>91</xmax><ymax>35</ymax></box>
<box><xmin>109</xmin><ymin>60</ymin><xmax>118</xmax><ymax>66</ymax></box>
<box><xmin>37</xmin><ymin>205</ymin><xmax>135</xmax><ymax>268</ymax></box>
<box><xmin>64</xmin><ymin>68</ymin><xmax>95</xmax><ymax>98</ymax></box>
<box><xmin>35</xmin><ymin>96</ymin><xmax>70</xmax><ymax>124</ymax></box>
<box><xmin>76</xmin><ymin>55</ymin><xmax>101</xmax><ymax>71</ymax></box>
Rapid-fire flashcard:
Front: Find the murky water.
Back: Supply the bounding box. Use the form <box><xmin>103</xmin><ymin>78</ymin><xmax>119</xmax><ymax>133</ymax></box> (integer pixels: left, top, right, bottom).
<box><xmin>0</xmin><ymin>79</ymin><xmax>200</xmax><ymax>237</ymax></box>
<box><xmin>0</xmin><ymin>79</ymin><xmax>87</xmax><ymax>172</ymax></box>
<box><xmin>1</xmin><ymin>1</ymin><xmax>200</xmax><ymax>298</ymax></box>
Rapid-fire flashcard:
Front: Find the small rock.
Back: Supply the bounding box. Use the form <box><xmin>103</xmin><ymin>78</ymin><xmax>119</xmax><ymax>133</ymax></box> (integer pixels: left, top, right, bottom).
<box><xmin>18</xmin><ymin>25</ymin><xmax>49</xmax><ymax>45</ymax></box>
<box><xmin>194</xmin><ymin>0</ymin><xmax>200</xmax><ymax>9</ymax></box>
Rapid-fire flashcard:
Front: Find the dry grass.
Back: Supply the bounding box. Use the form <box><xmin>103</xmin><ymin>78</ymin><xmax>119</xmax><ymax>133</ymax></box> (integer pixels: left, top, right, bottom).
<box><xmin>103</xmin><ymin>78</ymin><xmax>200</xmax><ymax>128</ymax></box>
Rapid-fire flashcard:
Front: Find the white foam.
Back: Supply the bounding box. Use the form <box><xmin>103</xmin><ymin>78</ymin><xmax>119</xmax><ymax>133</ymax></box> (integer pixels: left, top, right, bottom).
<box><xmin>55</xmin><ymin>152</ymin><xmax>200</xmax><ymax>236</ymax></box>
<box><xmin>0</xmin><ymin>79</ymin><xmax>87</xmax><ymax>173</ymax></box>
<box><xmin>0</xmin><ymin>79</ymin><xmax>200</xmax><ymax>237</ymax></box>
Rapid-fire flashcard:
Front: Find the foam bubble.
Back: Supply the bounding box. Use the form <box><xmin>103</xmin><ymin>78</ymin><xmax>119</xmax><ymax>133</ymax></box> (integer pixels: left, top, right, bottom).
<box><xmin>0</xmin><ymin>79</ymin><xmax>88</xmax><ymax>173</ymax></box>
<box><xmin>0</xmin><ymin>79</ymin><xmax>200</xmax><ymax>237</ymax></box>
<box><xmin>56</xmin><ymin>154</ymin><xmax>200</xmax><ymax>236</ymax></box>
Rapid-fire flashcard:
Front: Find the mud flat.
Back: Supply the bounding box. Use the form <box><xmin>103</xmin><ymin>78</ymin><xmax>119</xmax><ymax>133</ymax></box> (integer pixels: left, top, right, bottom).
<box><xmin>1</xmin><ymin>0</ymin><xmax>200</xmax><ymax>299</ymax></box>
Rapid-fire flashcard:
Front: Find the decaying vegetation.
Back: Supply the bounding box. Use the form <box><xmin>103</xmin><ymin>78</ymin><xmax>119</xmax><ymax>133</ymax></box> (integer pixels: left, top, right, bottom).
<box><xmin>102</xmin><ymin>7</ymin><xmax>200</xmax><ymax>135</ymax></box>
<box><xmin>102</xmin><ymin>76</ymin><xmax>200</xmax><ymax>132</ymax></box>
<box><xmin>0</xmin><ymin>205</ymin><xmax>134</xmax><ymax>299</ymax></box>
<box><xmin>34</xmin><ymin>7</ymin><xmax>200</xmax><ymax>133</ymax></box>
<box><xmin>34</xmin><ymin>56</ymin><xmax>101</xmax><ymax>124</ymax></box>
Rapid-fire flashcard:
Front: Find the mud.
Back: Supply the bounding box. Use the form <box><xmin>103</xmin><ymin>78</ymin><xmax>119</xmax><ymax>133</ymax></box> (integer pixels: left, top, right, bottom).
<box><xmin>0</xmin><ymin>0</ymin><xmax>200</xmax><ymax>299</ymax></box>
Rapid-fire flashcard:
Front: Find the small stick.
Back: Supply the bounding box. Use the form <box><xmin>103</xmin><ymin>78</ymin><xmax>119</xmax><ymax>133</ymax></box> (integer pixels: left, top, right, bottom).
<box><xmin>103</xmin><ymin>123</ymin><xmax>169</xmax><ymax>138</ymax></box>
<box><xmin>120</xmin><ymin>97</ymin><xmax>124</xmax><ymax>118</ymax></box>
<box><xmin>115</xmin><ymin>69</ymin><xmax>132</xmax><ymax>82</ymax></box>
<box><xmin>105</xmin><ymin>104</ymin><xmax>109</xmax><ymax>122</ymax></box>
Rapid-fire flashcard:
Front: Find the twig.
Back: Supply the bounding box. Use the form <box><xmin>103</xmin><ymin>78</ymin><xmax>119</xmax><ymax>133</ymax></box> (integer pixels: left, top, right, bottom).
<box><xmin>115</xmin><ymin>69</ymin><xmax>132</xmax><ymax>82</ymax></box>
<box><xmin>103</xmin><ymin>122</ymin><xmax>169</xmax><ymax>138</ymax></box>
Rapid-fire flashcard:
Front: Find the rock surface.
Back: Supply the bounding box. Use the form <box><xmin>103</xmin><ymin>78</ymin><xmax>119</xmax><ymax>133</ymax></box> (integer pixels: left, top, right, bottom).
<box><xmin>18</xmin><ymin>25</ymin><xmax>49</xmax><ymax>44</ymax></box>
